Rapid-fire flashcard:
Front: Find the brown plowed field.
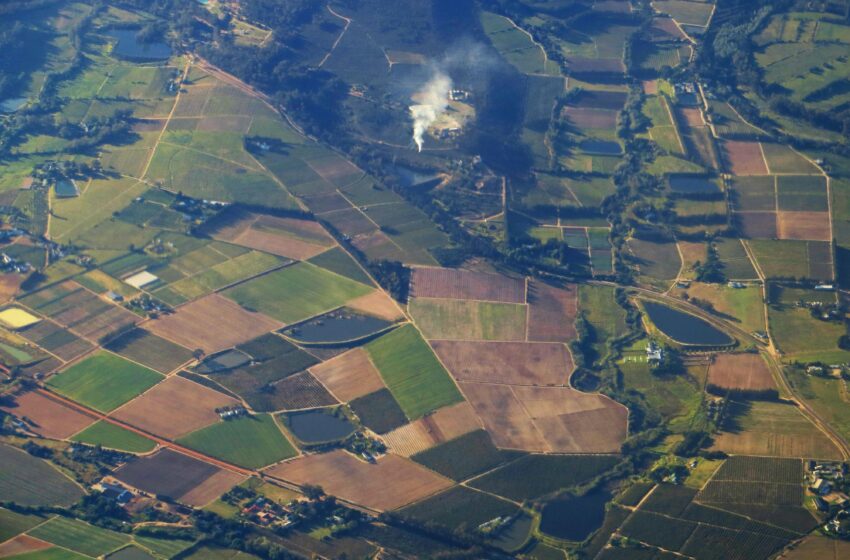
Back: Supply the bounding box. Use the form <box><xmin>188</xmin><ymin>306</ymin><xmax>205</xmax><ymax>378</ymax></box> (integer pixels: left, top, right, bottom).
<box><xmin>266</xmin><ymin>450</ymin><xmax>452</xmax><ymax>511</ymax></box>
<box><xmin>112</xmin><ymin>376</ymin><xmax>240</xmax><ymax>439</ymax></box>
<box><xmin>722</xmin><ymin>140</ymin><xmax>768</xmax><ymax>175</ymax></box>
<box><xmin>563</xmin><ymin>107</ymin><xmax>618</xmax><ymax>129</ymax></box>
<box><xmin>210</xmin><ymin>210</ymin><xmax>334</xmax><ymax>260</ymax></box>
<box><xmin>707</xmin><ymin>353</ymin><xmax>776</xmax><ymax>392</ymax></box>
<box><xmin>0</xmin><ymin>536</ymin><xmax>52</xmax><ymax>557</ymax></box>
<box><xmin>432</xmin><ymin>340</ymin><xmax>573</xmax><ymax>385</ymax></box>
<box><xmin>310</xmin><ymin>348</ymin><xmax>386</xmax><ymax>402</ymax></box>
<box><xmin>459</xmin><ymin>382</ymin><xmax>627</xmax><ymax>453</ymax></box>
<box><xmin>383</xmin><ymin>402</ymin><xmax>481</xmax><ymax>457</ymax></box>
<box><xmin>527</xmin><ymin>281</ymin><xmax>578</xmax><ymax>342</ymax></box>
<box><xmin>0</xmin><ymin>390</ymin><xmax>95</xmax><ymax>439</ymax></box>
<box><xmin>642</xmin><ymin>80</ymin><xmax>658</xmax><ymax>94</ymax></box>
<box><xmin>411</xmin><ymin>267</ymin><xmax>526</xmax><ymax>303</ymax></box>
<box><xmin>146</xmin><ymin>294</ymin><xmax>283</xmax><ymax>353</ymax></box>
<box><xmin>178</xmin><ymin>469</ymin><xmax>246</xmax><ymax>506</ymax></box>
<box><xmin>346</xmin><ymin>290</ymin><xmax>402</xmax><ymax>321</ymax></box>
<box><xmin>777</xmin><ymin>211</ymin><xmax>831</xmax><ymax>242</ymax></box>
<box><xmin>678</xmin><ymin>107</ymin><xmax>704</xmax><ymax>127</ymax></box>
<box><xmin>736</xmin><ymin>212</ymin><xmax>778</xmax><ymax>239</ymax></box>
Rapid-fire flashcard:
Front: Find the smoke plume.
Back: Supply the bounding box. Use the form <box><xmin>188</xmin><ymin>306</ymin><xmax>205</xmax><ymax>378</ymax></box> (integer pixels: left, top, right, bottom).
<box><xmin>410</xmin><ymin>70</ymin><xmax>452</xmax><ymax>152</ymax></box>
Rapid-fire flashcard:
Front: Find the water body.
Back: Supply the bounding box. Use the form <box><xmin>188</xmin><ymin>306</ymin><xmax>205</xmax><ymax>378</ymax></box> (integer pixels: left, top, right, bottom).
<box><xmin>106</xmin><ymin>28</ymin><xmax>172</xmax><ymax>61</ymax></box>
<box><xmin>579</xmin><ymin>139</ymin><xmax>622</xmax><ymax>155</ymax></box>
<box><xmin>283</xmin><ymin>309</ymin><xmax>391</xmax><ymax>344</ymax></box>
<box><xmin>394</xmin><ymin>165</ymin><xmax>441</xmax><ymax>189</ymax></box>
<box><xmin>195</xmin><ymin>349</ymin><xmax>251</xmax><ymax>373</ymax></box>
<box><xmin>54</xmin><ymin>179</ymin><xmax>79</xmax><ymax>198</ymax></box>
<box><xmin>491</xmin><ymin>514</ymin><xmax>533</xmax><ymax>552</ymax></box>
<box><xmin>0</xmin><ymin>98</ymin><xmax>27</xmax><ymax>114</ymax></box>
<box><xmin>669</xmin><ymin>174</ymin><xmax>720</xmax><ymax>194</ymax></box>
<box><xmin>286</xmin><ymin>409</ymin><xmax>355</xmax><ymax>443</ymax></box>
<box><xmin>540</xmin><ymin>488</ymin><xmax>611</xmax><ymax>541</ymax></box>
<box><xmin>643</xmin><ymin>301</ymin><xmax>733</xmax><ymax>346</ymax></box>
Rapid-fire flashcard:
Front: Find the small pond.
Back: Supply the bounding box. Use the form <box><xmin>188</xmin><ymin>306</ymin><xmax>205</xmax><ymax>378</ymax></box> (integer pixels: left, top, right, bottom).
<box><xmin>282</xmin><ymin>309</ymin><xmax>391</xmax><ymax>344</ymax></box>
<box><xmin>579</xmin><ymin>139</ymin><xmax>622</xmax><ymax>155</ymax></box>
<box><xmin>643</xmin><ymin>301</ymin><xmax>734</xmax><ymax>346</ymax></box>
<box><xmin>491</xmin><ymin>514</ymin><xmax>533</xmax><ymax>552</ymax></box>
<box><xmin>54</xmin><ymin>179</ymin><xmax>79</xmax><ymax>198</ymax></box>
<box><xmin>285</xmin><ymin>409</ymin><xmax>355</xmax><ymax>443</ymax></box>
<box><xmin>540</xmin><ymin>488</ymin><xmax>611</xmax><ymax>541</ymax></box>
<box><xmin>195</xmin><ymin>349</ymin><xmax>252</xmax><ymax>373</ymax></box>
<box><xmin>0</xmin><ymin>98</ymin><xmax>27</xmax><ymax>114</ymax></box>
<box><xmin>106</xmin><ymin>28</ymin><xmax>172</xmax><ymax>61</ymax></box>
<box><xmin>394</xmin><ymin>165</ymin><xmax>441</xmax><ymax>189</ymax></box>
<box><xmin>669</xmin><ymin>174</ymin><xmax>720</xmax><ymax>194</ymax></box>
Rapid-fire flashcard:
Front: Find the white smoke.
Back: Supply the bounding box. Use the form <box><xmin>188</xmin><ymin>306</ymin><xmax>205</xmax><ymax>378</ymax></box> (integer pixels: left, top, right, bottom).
<box><xmin>410</xmin><ymin>70</ymin><xmax>452</xmax><ymax>152</ymax></box>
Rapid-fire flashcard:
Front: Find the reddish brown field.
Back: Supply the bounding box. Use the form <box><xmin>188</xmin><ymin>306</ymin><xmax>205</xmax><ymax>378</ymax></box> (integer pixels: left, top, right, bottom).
<box><xmin>383</xmin><ymin>402</ymin><xmax>482</xmax><ymax>457</ymax></box>
<box><xmin>211</xmin><ymin>211</ymin><xmax>334</xmax><ymax>260</ymax></box>
<box><xmin>310</xmin><ymin>348</ymin><xmax>386</xmax><ymax>402</ymax></box>
<box><xmin>0</xmin><ymin>535</ymin><xmax>52</xmax><ymax>557</ymax></box>
<box><xmin>563</xmin><ymin>107</ymin><xmax>619</xmax><ymax>129</ymax></box>
<box><xmin>432</xmin><ymin>340</ymin><xmax>573</xmax><ymax>385</ymax></box>
<box><xmin>17</xmin><ymin>320</ymin><xmax>94</xmax><ymax>362</ymax></box>
<box><xmin>307</xmin><ymin>155</ymin><xmax>361</xmax><ymax>185</ymax></box>
<box><xmin>736</xmin><ymin>212</ymin><xmax>778</xmax><ymax>239</ymax></box>
<box><xmin>411</xmin><ymin>267</ymin><xmax>526</xmax><ymax>303</ymax></box>
<box><xmin>527</xmin><ymin>280</ymin><xmax>578</xmax><ymax>342</ymax></box>
<box><xmin>642</xmin><ymin>80</ymin><xmax>658</xmax><ymax>94</ymax></box>
<box><xmin>0</xmin><ymin>273</ymin><xmax>25</xmax><ymax>303</ymax></box>
<box><xmin>146</xmin><ymin>294</ymin><xmax>283</xmax><ymax>353</ymax></box>
<box><xmin>178</xmin><ymin>469</ymin><xmax>246</xmax><ymax>507</ymax></box>
<box><xmin>346</xmin><ymin>290</ymin><xmax>402</xmax><ymax>321</ymax></box>
<box><xmin>0</xmin><ymin>390</ymin><xmax>95</xmax><ymax>439</ymax></box>
<box><xmin>267</xmin><ymin>450</ymin><xmax>452</xmax><ymax>511</ymax></box>
<box><xmin>112</xmin><ymin>376</ymin><xmax>240</xmax><ymax>439</ymax></box>
<box><xmin>778</xmin><ymin>211</ymin><xmax>831</xmax><ymax>242</ymax></box>
<box><xmin>722</xmin><ymin>140</ymin><xmax>768</xmax><ymax>175</ymax></box>
<box><xmin>459</xmin><ymin>382</ymin><xmax>628</xmax><ymax>453</ymax></box>
<box><xmin>708</xmin><ymin>353</ymin><xmax>776</xmax><ymax>391</ymax></box>
<box><xmin>679</xmin><ymin>107</ymin><xmax>704</xmax><ymax>127</ymax></box>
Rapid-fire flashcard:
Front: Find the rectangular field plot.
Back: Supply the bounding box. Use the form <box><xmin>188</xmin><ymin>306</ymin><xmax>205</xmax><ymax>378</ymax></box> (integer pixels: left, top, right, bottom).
<box><xmin>712</xmin><ymin>456</ymin><xmax>802</xmax><ymax>484</ymax></box>
<box><xmin>526</xmin><ymin>280</ymin><xmax>578</xmax><ymax>342</ymax></box>
<box><xmin>777</xmin><ymin>211</ymin><xmax>831</xmax><ymax>241</ymax></box>
<box><xmin>0</xmin><ymin>390</ymin><xmax>95</xmax><ymax>440</ymax></box>
<box><xmin>769</xmin><ymin>305</ymin><xmax>848</xmax><ymax>362</ymax></box>
<box><xmin>224</xmin><ymin>262</ymin><xmax>372</xmax><ymax>325</ymax></box>
<box><xmin>28</xmin><ymin>517</ymin><xmax>130</xmax><ymax>558</ymax></box>
<box><xmin>309</xmin><ymin>347</ymin><xmax>386</xmax><ymax>402</ymax></box>
<box><xmin>628</xmin><ymin>237</ymin><xmax>682</xmax><ymax>284</ymax></box>
<box><xmin>349</xmin><ymin>388</ymin><xmax>409</xmax><ymax>435</ymax></box>
<box><xmin>146</xmin><ymin>293</ymin><xmax>283</xmax><ymax>354</ymax></box>
<box><xmin>735</xmin><ymin>212</ymin><xmax>777</xmax><ymax>239</ymax></box>
<box><xmin>71</xmin><ymin>420</ymin><xmax>156</xmax><ymax>453</ymax></box>
<box><xmin>410</xmin><ymin>429</ymin><xmax>519</xmax><ymax>481</ymax></box>
<box><xmin>408</xmin><ymin>298</ymin><xmax>527</xmax><ymax>341</ymax></box>
<box><xmin>104</xmin><ymin>328</ymin><xmax>193</xmax><ymax>374</ymax></box>
<box><xmin>382</xmin><ymin>402</ymin><xmax>482</xmax><ymax>458</ymax></box>
<box><xmin>115</xmin><ymin>448</ymin><xmax>228</xmax><ymax>501</ymax></box>
<box><xmin>0</xmin><ymin>443</ymin><xmax>84</xmax><ymax>506</ymax></box>
<box><xmin>266</xmin><ymin>450</ymin><xmax>453</xmax><ymax>511</ymax></box>
<box><xmin>731</xmin><ymin>176</ymin><xmax>775</xmax><ymax>212</ymax></box>
<box><xmin>178</xmin><ymin>413</ymin><xmax>296</xmax><ymax>469</ymax></box>
<box><xmin>761</xmin><ymin>143</ymin><xmax>821</xmax><ymax>174</ymax></box>
<box><xmin>113</xmin><ymin>375</ymin><xmax>241</xmax><ymax>440</ymax></box>
<box><xmin>721</xmin><ymin>140</ymin><xmax>768</xmax><ymax>175</ymax></box>
<box><xmin>710</xmin><ymin>400</ymin><xmax>842</xmax><ymax>459</ymax></box>
<box><xmin>433</xmin><ymin>340</ymin><xmax>572</xmax><ymax>385</ymax></box>
<box><xmin>366</xmin><ymin>325</ymin><xmax>463</xmax><ymax>420</ymax></box>
<box><xmin>399</xmin><ymin>485</ymin><xmax>519</xmax><ymax>528</ymax></box>
<box><xmin>707</xmin><ymin>353</ymin><xmax>775</xmax><ymax>393</ymax></box>
<box><xmin>776</xmin><ymin>175</ymin><xmax>827</xmax><ymax>212</ymax></box>
<box><xmin>410</xmin><ymin>267</ymin><xmax>526</xmax><ymax>303</ymax></box>
<box><xmin>46</xmin><ymin>351</ymin><xmax>164</xmax><ymax>413</ymax></box>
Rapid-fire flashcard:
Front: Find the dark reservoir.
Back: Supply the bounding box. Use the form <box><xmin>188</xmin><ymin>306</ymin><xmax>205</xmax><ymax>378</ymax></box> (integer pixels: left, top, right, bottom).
<box><xmin>540</xmin><ymin>488</ymin><xmax>610</xmax><ymax>541</ymax></box>
<box><xmin>283</xmin><ymin>309</ymin><xmax>391</xmax><ymax>344</ymax></box>
<box><xmin>643</xmin><ymin>301</ymin><xmax>733</xmax><ymax>346</ymax></box>
<box><xmin>284</xmin><ymin>409</ymin><xmax>355</xmax><ymax>443</ymax></box>
<box><xmin>106</xmin><ymin>29</ymin><xmax>172</xmax><ymax>61</ymax></box>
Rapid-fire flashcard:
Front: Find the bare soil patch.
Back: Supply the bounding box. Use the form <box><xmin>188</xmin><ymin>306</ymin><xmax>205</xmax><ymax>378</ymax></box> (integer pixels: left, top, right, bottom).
<box><xmin>777</xmin><ymin>211</ymin><xmax>831</xmax><ymax>242</ymax></box>
<box><xmin>178</xmin><ymin>468</ymin><xmax>246</xmax><ymax>506</ymax></box>
<box><xmin>708</xmin><ymin>353</ymin><xmax>776</xmax><ymax>392</ymax></box>
<box><xmin>310</xmin><ymin>348</ymin><xmax>386</xmax><ymax>402</ymax></box>
<box><xmin>112</xmin><ymin>376</ymin><xmax>240</xmax><ymax>439</ymax></box>
<box><xmin>642</xmin><ymin>80</ymin><xmax>658</xmax><ymax>94</ymax></box>
<box><xmin>0</xmin><ymin>535</ymin><xmax>52</xmax><ymax>557</ymax></box>
<box><xmin>0</xmin><ymin>390</ymin><xmax>95</xmax><ymax>439</ymax></box>
<box><xmin>146</xmin><ymin>294</ymin><xmax>283</xmax><ymax>353</ymax></box>
<box><xmin>209</xmin><ymin>210</ymin><xmax>334</xmax><ymax>260</ymax></box>
<box><xmin>526</xmin><ymin>280</ymin><xmax>578</xmax><ymax>342</ymax></box>
<box><xmin>679</xmin><ymin>107</ymin><xmax>704</xmax><ymax>127</ymax></box>
<box><xmin>411</xmin><ymin>267</ymin><xmax>526</xmax><ymax>303</ymax></box>
<box><xmin>266</xmin><ymin>450</ymin><xmax>452</xmax><ymax>511</ymax></box>
<box><xmin>346</xmin><ymin>290</ymin><xmax>402</xmax><ymax>321</ymax></box>
<box><xmin>432</xmin><ymin>340</ymin><xmax>573</xmax><ymax>385</ymax></box>
<box><xmin>722</xmin><ymin>140</ymin><xmax>768</xmax><ymax>175</ymax></box>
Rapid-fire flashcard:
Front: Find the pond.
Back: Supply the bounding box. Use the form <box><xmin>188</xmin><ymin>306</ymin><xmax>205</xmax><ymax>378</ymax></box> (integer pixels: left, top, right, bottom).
<box><xmin>540</xmin><ymin>488</ymin><xmax>611</xmax><ymax>541</ymax></box>
<box><xmin>284</xmin><ymin>409</ymin><xmax>355</xmax><ymax>443</ymax></box>
<box><xmin>579</xmin><ymin>139</ymin><xmax>622</xmax><ymax>155</ymax></box>
<box><xmin>669</xmin><ymin>174</ymin><xmax>720</xmax><ymax>194</ymax></box>
<box><xmin>282</xmin><ymin>309</ymin><xmax>391</xmax><ymax>344</ymax></box>
<box><xmin>106</xmin><ymin>28</ymin><xmax>172</xmax><ymax>61</ymax></box>
<box><xmin>643</xmin><ymin>301</ymin><xmax>734</xmax><ymax>346</ymax></box>
<box><xmin>394</xmin><ymin>165</ymin><xmax>441</xmax><ymax>189</ymax></box>
<box><xmin>0</xmin><ymin>98</ymin><xmax>27</xmax><ymax>114</ymax></box>
<box><xmin>195</xmin><ymin>349</ymin><xmax>252</xmax><ymax>373</ymax></box>
<box><xmin>491</xmin><ymin>514</ymin><xmax>533</xmax><ymax>552</ymax></box>
<box><xmin>54</xmin><ymin>179</ymin><xmax>79</xmax><ymax>198</ymax></box>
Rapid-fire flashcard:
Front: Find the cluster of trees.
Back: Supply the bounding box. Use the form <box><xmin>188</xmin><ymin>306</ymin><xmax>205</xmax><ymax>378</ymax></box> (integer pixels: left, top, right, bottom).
<box><xmin>694</xmin><ymin>243</ymin><xmax>725</xmax><ymax>283</ymax></box>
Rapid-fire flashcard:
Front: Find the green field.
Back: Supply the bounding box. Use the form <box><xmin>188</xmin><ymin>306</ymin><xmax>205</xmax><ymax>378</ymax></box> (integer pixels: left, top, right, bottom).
<box><xmin>178</xmin><ymin>414</ymin><xmax>296</xmax><ymax>469</ymax></box>
<box><xmin>0</xmin><ymin>508</ymin><xmax>46</xmax><ymax>543</ymax></box>
<box><xmin>307</xmin><ymin>247</ymin><xmax>374</xmax><ymax>286</ymax></box>
<box><xmin>684</xmin><ymin>283</ymin><xmax>766</xmax><ymax>333</ymax></box>
<box><xmin>134</xmin><ymin>535</ymin><xmax>196</xmax><ymax>558</ymax></box>
<box><xmin>71</xmin><ymin>421</ymin><xmax>156</xmax><ymax>453</ymax></box>
<box><xmin>408</xmin><ymin>298</ymin><xmax>527</xmax><ymax>341</ymax></box>
<box><xmin>786</xmin><ymin>370</ymin><xmax>850</xmax><ymax>447</ymax></box>
<box><xmin>104</xmin><ymin>329</ymin><xmax>193</xmax><ymax>374</ymax></box>
<box><xmin>224</xmin><ymin>262</ymin><xmax>372</xmax><ymax>324</ymax></box>
<box><xmin>46</xmin><ymin>352</ymin><xmax>164</xmax><ymax>413</ymax></box>
<box><xmin>628</xmin><ymin>237</ymin><xmax>682</xmax><ymax>287</ymax></box>
<box><xmin>0</xmin><ymin>444</ymin><xmax>83</xmax><ymax>507</ymax></box>
<box><xmin>653</xmin><ymin>0</ymin><xmax>715</xmax><ymax>26</ymax></box>
<box><xmin>365</xmin><ymin>325</ymin><xmax>463</xmax><ymax>419</ymax></box>
<box><xmin>579</xmin><ymin>284</ymin><xmax>628</xmax><ymax>366</ymax></box>
<box><xmin>400</xmin><ymin>486</ymin><xmax>519</xmax><ymax>528</ymax></box>
<box><xmin>747</xmin><ymin>240</ymin><xmax>810</xmax><ymax>279</ymax></box>
<box><xmin>768</xmin><ymin>305</ymin><xmax>850</xmax><ymax>361</ymax></box>
<box><xmin>29</xmin><ymin>516</ymin><xmax>131</xmax><ymax>558</ymax></box>
<box><xmin>411</xmin><ymin>430</ymin><xmax>522</xmax><ymax>481</ymax></box>
<box><xmin>5</xmin><ymin>548</ymin><xmax>91</xmax><ymax>560</ymax></box>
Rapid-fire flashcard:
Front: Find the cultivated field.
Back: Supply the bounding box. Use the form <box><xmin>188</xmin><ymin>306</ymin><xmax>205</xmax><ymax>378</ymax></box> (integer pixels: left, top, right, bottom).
<box><xmin>309</xmin><ymin>348</ymin><xmax>386</xmax><ymax>402</ymax></box>
<box><xmin>0</xmin><ymin>390</ymin><xmax>94</xmax><ymax>439</ymax></box>
<box><xmin>71</xmin><ymin>421</ymin><xmax>156</xmax><ymax>453</ymax></box>
<box><xmin>382</xmin><ymin>402</ymin><xmax>482</xmax><ymax>457</ymax></box>
<box><xmin>349</xmin><ymin>388</ymin><xmax>408</xmax><ymax>434</ymax></box>
<box><xmin>0</xmin><ymin>535</ymin><xmax>52</xmax><ymax>558</ymax></box>
<box><xmin>208</xmin><ymin>209</ymin><xmax>336</xmax><ymax>260</ymax></box>
<box><xmin>410</xmin><ymin>267</ymin><xmax>526</xmax><ymax>303</ymax></box>
<box><xmin>113</xmin><ymin>376</ymin><xmax>240</xmax><ymax>439</ymax></box>
<box><xmin>178</xmin><ymin>469</ymin><xmax>246</xmax><ymax>507</ymax></box>
<box><xmin>722</xmin><ymin>140</ymin><xmax>769</xmax><ymax>175</ymax></box>
<box><xmin>777</xmin><ymin>211</ymin><xmax>831</xmax><ymax>241</ymax></box>
<box><xmin>266</xmin><ymin>450</ymin><xmax>453</xmax><ymax>511</ymax></box>
<box><xmin>707</xmin><ymin>353</ymin><xmax>776</xmax><ymax>392</ymax></box>
<box><xmin>46</xmin><ymin>352</ymin><xmax>164</xmax><ymax>413</ymax></box>
<box><xmin>104</xmin><ymin>328</ymin><xmax>193</xmax><ymax>374</ymax></box>
<box><xmin>0</xmin><ymin>443</ymin><xmax>83</xmax><ymax>506</ymax></box>
<box><xmin>178</xmin><ymin>414</ymin><xmax>296</xmax><ymax>469</ymax></box>
<box><xmin>115</xmin><ymin>448</ymin><xmax>224</xmax><ymax>500</ymax></box>
<box><xmin>146</xmin><ymin>293</ymin><xmax>283</xmax><ymax>353</ymax></box>
<box><xmin>526</xmin><ymin>281</ymin><xmax>579</xmax><ymax>342</ymax></box>
<box><xmin>28</xmin><ymin>517</ymin><xmax>130</xmax><ymax>558</ymax></box>
<box><xmin>408</xmin><ymin>298</ymin><xmax>527</xmax><ymax>341</ymax></box>
<box><xmin>432</xmin><ymin>340</ymin><xmax>573</xmax><ymax>385</ymax></box>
